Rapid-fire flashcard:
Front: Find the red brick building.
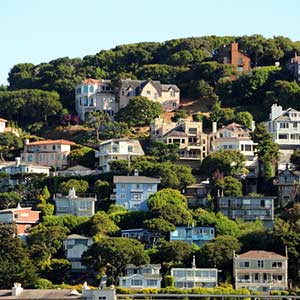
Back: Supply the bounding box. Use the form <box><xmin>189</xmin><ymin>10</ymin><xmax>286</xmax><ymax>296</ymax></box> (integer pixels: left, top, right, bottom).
<box><xmin>218</xmin><ymin>42</ymin><xmax>251</xmax><ymax>72</ymax></box>
<box><xmin>0</xmin><ymin>205</ymin><xmax>40</xmax><ymax>236</ymax></box>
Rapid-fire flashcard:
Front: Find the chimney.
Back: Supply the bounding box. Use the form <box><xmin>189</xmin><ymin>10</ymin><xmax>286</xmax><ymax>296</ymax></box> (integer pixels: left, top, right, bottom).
<box><xmin>134</xmin><ymin>169</ymin><xmax>139</xmax><ymax>176</ymax></box>
<box><xmin>212</xmin><ymin>122</ymin><xmax>217</xmax><ymax>134</ymax></box>
<box><xmin>231</xmin><ymin>42</ymin><xmax>239</xmax><ymax>53</ymax></box>
<box><xmin>81</xmin><ymin>281</ymin><xmax>90</xmax><ymax>298</ymax></box>
<box><xmin>251</xmin><ymin>121</ymin><xmax>255</xmax><ymax>131</ymax></box>
<box><xmin>12</xmin><ymin>283</ymin><xmax>23</xmax><ymax>296</ymax></box>
<box><xmin>15</xmin><ymin>157</ymin><xmax>21</xmax><ymax>167</ymax></box>
<box><xmin>270</xmin><ymin>104</ymin><xmax>283</xmax><ymax>120</ymax></box>
<box><xmin>24</xmin><ymin>139</ymin><xmax>29</xmax><ymax>145</ymax></box>
<box><xmin>68</xmin><ymin>187</ymin><xmax>77</xmax><ymax>198</ymax></box>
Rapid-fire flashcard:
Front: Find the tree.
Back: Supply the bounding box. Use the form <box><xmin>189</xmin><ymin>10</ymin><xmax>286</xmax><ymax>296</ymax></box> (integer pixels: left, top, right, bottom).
<box><xmin>235</xmin><ymin>111</ymin><xmax>254</xmax><ymax>128</ymax></box>
<box><xmin>68</xmin><ymin>145</ymin><xmax>95</xmax><ymax>168</ymax></box>
<box><xmin>0</xmin><ymin>223</ymin><xmax>37</xmax><ymax>288</ymax></box>
<box><xmin>89</xmin><ymin>211</ymin><xmax>120</xmax><ymax>237</ymax></box>
<box><xmin>59</xmin><ymin>179</ymin><xmax>89</xmax><ymax>195</ymax></box>
<box><xmin>143</xmin><ymin>217</ymin><xmax>176</xmax><ymax>236</ymax></box>
<box><xmin>147</xmin><ymin>189</ymin><xmax>193</xmax><ymax>225</ymax></box>
<box><xmin>201</xmin><ymin>150</ymin><xmax>246</xmax><ymax>177</ymax></box>
<box><xmin>290</xmin><ymin>149</ymin><xmax>300</xmax><ymax>170</ymax></box>
<box><xmin>0</xmin><ymin>132</ymin><xmax>23</xmax><ymax>161</ymax></box>
<box><xmin>0</xmin><ymin>192</ymin><xmax>21</xmax><ymax>209</ymax></box>
<box><xmin>148</xmin><ymin>140</ymin><xmax>179</xmax><ymax>163</ymax></box>
<box><xmin>37</xmin><ymin>186</ymin><xmax>54</xmax><ymax>217</ymax></box>
<box><xmin>86</xmin><ymin>111</ymin><xmax>110</xmax><ymax>142</ymax></box>
<box><xmin>251</xmin><ymin>123</ymin><xmax>279</xmax><ymax>179</ymax></box>
<box><xmin>82</xmin><ymin>237</ymin><xmax>149</xmax><ymax>284</ymax></box>
<box><xmin>171</xmin><ymin>110</ymin><xmax>188</xmax><ymax>122</ymax></box>
<box><xmin>215</xmin><ymin>176</ymin><xmax>243</xmax><ymax>196</ymax></box>
<box><xmin>115</xmin><ymin>96</ymin><xmax>163</xmax><ymax>127</ymax></box>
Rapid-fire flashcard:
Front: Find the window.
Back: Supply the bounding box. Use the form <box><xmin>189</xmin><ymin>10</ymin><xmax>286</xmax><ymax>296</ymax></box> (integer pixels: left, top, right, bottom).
<box><xmin>154</xmin><ymin>93</ymin><xmax>158</xmax><ymax>99</ymax></box>
<box><xmin>172</xmin><ymin>102</ymin><xmax>177</xmax><ymax>107</ymax></box>
<box><xmin>83</xmin><ymin>85</ymin><xmax>88</xmax><ymax>93</ymax></box>
<box><xmin>121</xmin><ymin>184</ymin><xmax>125</xmax><ymax>190</ymax></box>
<box><xmin>146</xmin><ymin>90</ymin><xmax>151</xmax><ymax>95</ymax></box>
<box><xmin>128</xmin><ymin>145</ymin><xmax>133</xmax><ymax>152</ymax></box>
<box><xmin>279</xmin><ymin>134</ymin><xmax>288</xmax><ymax>140</ymax></box>
<box><xmin>89</xmin><ymin>85</ymin><xmax>94</xmax><ymax>93</ymax></box>
<box><xmin>146</xmin><ymin>280</ymin><xmax>157</xmax><ymax>286</ymax></box>
<box><xmin>170</xmin><ymin>89</ymin><xmax>175</xmax><ymax>97</ymax></box>
<box><xmin>244</xmin><ymin>145</ymin><xmax>252</xmax><ymax>151</ymax></box>
<box><xmin>89</xmin><ymin>98</ymin><xmax>94</xmax><ymax>106</ymax></box>
<box><xmin>52</xmin><ymin>145</ymin><xmax>56</xmax><ymax>150</ymax></box>
<box><xmin>119</xmin><ymin>193</ymin><xmax>126</xmax><ymax>199</ymax></box>
<box><xmin>76</xmin><ymin>87</ymin><xmax>81</xmax><ymax>94</ymax></box>
<box><xmin>272</xmin><ymin>261</ymin><xmax>283</xmax><ymax>268</ymax></box>
<box><xmin>279</xmin><ymin>122</ymin><xmax>289</xmax><ymax>129</ymax></box>
<box><xmin>239</xmin><ymin>261</ymin><xmax>250</xmax><ymax>268</ymax></box>
<box><xmin>84</xmin><ymin>96</ymin><xmax>88</xmax><ymax>105</ymax></box>
<box><xmin>258</xmin><ymin>260</ymin><xmax>264</xmax><ymax>268</ymax></box>
<box><xmin>131</xmin><ymin>279</ymin><xmax>142</xmax><ymax>286</ymax></box>
<box><xmin>293</xmin><ymin>122</ymin><xmax>298</xmax><ymax>128</ymax></box>
<box><xmin>189</xmin><ymin>128</ymin><xmax>197</xmax><ymax>134</ymax></box>
<box><xmin>80</xmin><ymin>201</ymin><xmax>92</xmax><ymax>210</ymax></box>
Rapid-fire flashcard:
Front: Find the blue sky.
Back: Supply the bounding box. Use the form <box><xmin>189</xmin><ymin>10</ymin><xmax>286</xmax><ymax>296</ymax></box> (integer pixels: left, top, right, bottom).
<box><xmin>1</xmin><ymin>0</ymin><xmax>299</xmax><ymax>84</ymax></box>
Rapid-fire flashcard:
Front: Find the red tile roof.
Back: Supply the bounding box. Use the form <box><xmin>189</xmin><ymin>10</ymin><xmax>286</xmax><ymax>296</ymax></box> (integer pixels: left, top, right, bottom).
<box><xmin>27</xmin><ymin>139</ymin><xmax>75</xmax><ymax>146</ymax></box>
<box><xmin>236</xmin><ymin>250</ymin><xmax>286</xmax><ymax>259</ymax></box>
<box><xmin>82</xmin><ymin>78</ymin><xmax>102</xmax><ymax>84</ymax></box>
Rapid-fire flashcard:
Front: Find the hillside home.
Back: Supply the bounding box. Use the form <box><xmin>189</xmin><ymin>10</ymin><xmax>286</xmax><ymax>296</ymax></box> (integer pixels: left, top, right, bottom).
<box><xmin>171</xmin><ymin>257</ymin><xmax>218</xmax><ymax>288</ymax></box>
<box><xmin>21</xmin><ymin>139</ymin><xmax>75</xmax><ymax>170</ymax></box>
<box><xmin>63</xmin><ymin>234</ymin><xmax>93</xmax><ymax>271</ymax></box>
<box><xmin>75</xmin><ymin>78</ymin><xmax>116</xmax><ymax>121</ymax></box>
<box><xmin>121</xmin><ymin>228</ymin><xmax>156</xmax><ymax>244</ymax></box>
<box><xmin>287</xmin><ymin>53</ymin><xmax>300</xmax><ymax>82</ymax></box>
<box><xmin>217</xmin><ymin>42</ymin><xmax>251</xmax><ymax>72</ymax></box>
<box><xmin>117</xmin><ymin>79</ymin><xmax>180</xmax><ymax>111</ymax></box>
<box><xmin>265</xmin><ymin>104</ymin><xmax>300</xmax><ymax>156</ymax></box>
<box><xmin>170</xmin><ymin>226</ymin><xmax>215</xmax><ymax>246</ymax></box>
<box><xmin>218</xmin><ymin>196</ymin><xmax>274</xmax><ymax>228</ymax></box>
<box><xmin>150</xmin><ymin>118</ymin><xmax>208</xmax><ymax>166</ymax></box>
<box><xmin>0</xmin><ymin>117</ymin><xmax>20</xmax><ymax>136</ymax></box>
<box><xmin>233</xmin><ymin>250</ymin><xmax>288</xmax><ymax>292</ymax></box>
<box><xmin>0</xmin><ymin>205</ymin><xmax>40</xmax><ymax>237</ymax></box>
<box><xmin>183</xmin><ymin>180</ymin><xmax>211</xmax><ymax>207</ymax></box>
<box><xmin>119</xmin><ymin>264</ymin><xmax>162</xmax><ymax>289</ymax></box>
<box><xmin>95</xmin><ymin>139</ymin><xmax>145</xmax><ymax>173</ymax></box>
<box><xmin>54</xmin><ymin>188</ymin><xmax>96</xmax><ymax>217</ymax></box>
<box><xmin>209</xmin><ymin>122</ymin><xmax>257</xmax><ymax>172</ymax></box>
<box><xmin>274</xmin><ymin>165</ymin><xmax>300</xmax><ymax>207</ymax></box>
<box><xmin>113</xmin><ymin>172</ymin><xmax>160</xmax><ymax>211</ymax></box>
<box><xmin>54</xmin><ymin>165</ymin><xmax>97</xmax><ymax>177</ymax></box>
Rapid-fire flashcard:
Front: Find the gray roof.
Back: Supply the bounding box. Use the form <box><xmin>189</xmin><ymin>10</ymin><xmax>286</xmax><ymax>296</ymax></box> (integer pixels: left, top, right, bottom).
<box><xmin>274</xmin><ymin>108</ymin><xmax>300</xmax><ymax>121</ymax></box>
<box><xmin>65</xmin><ymin>234</ymin><xmax>91</xmax><ymax>240</ymax></box>
<box><xmin>126</xmin><ymin>263</ymin><xmax>161</xmax><ymax>269</ymax></box>
<box><xmin>113</xmin><ymin>176</ymin><xmax>160</xmax><ymax>184</ymax></box>
<box><xmin>164</xmin><ymin>130</ymin><xmax>188</xmax><ymax>138</ymax></box>
<box><xmin>0</xmin><ymin>289</ymin><xmax>81</xmax><ymax>300</ymax></box>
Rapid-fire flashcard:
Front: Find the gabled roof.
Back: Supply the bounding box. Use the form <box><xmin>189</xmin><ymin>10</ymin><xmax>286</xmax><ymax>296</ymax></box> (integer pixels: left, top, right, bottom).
<box><xmin>65</xmin><ymin>234</ymin><xmax>91</xmax><ymax>240</ymax></box>
<box><xmin>27</xmin><ymin>139</ymin><xmax>75</xmax><ymax>146</ymax></box>
<box><xmin>164</xmin><ymin>130</ymin><xmax>188</xmax><ymax>138</ymax></box>
<box><xmin>0</xmin><ymin>289</ymin><xmax>81</xmax><ymax>299</ymax></box>
<box><xmin>273</xmin><ymin>107</ymin><xmax>300</xmax><ymax>121</ymax></box>
<box><xmin>65</xmin><ymin>165</ymin><xmax>93</xmax><ymax>171</ymax></box>
<box><xmin>236</xmin><ymin>250</ymin><xmax>286</xmax><ymax>260</ymax></box>
<box><xmin>219</xmin><ymin>122</ymin><xmax>251</xmax><ymax>134</ymax></box>
<box><xmin>114</xmin><ymin>176</ymin><xmax>160</xmax><ymax>184</ymax></box>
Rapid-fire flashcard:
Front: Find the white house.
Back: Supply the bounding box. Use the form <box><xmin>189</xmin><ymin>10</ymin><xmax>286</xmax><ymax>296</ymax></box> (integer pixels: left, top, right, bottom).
<box><xmin>119</xmin><ymin>264</ymin><xmax>162</xmax><ymax>289</ymax></box>
<box><xmin>63</xmin><ymin>234</ymin><xmax>93</xmax><ymax>271</ymax></box>
<box><xmin>265</xmin><ymin>104</ymin><xmax>300</xmax><ymax>157</ymax></box>
<box><xmin>95</xmin><ymin>139</ymin><xmax>144</xmax><ymax>173</ymax></box>
<box><xmin>75</xmin><ymin>78</ymin><xmax>116</xmax><ymax>121</ymax></box>
<box><xmin>54</xmin><ymin>188</ymin><xmax>96</xmax><ymax>217</ymax></box>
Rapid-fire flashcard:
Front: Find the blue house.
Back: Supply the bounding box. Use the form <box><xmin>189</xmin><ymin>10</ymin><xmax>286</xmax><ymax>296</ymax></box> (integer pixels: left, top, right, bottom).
<box><xmin>113</xmin><ymin>173</ymin><xmax>160</xmax><ymax>211</ymax></box>
<box><xmin>170</xmin><ymin>226</ymin><xmax>215</xmax><ymax>246</ymax></box>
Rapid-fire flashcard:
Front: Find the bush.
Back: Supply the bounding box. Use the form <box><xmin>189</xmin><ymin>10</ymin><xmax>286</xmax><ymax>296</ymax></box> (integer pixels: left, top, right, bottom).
<box><xmin>34</xmin><ymin>278</ymin><xmax>53</xmax><ymax>289</ymax></box>
<box><xmin>164</xmin><ymin>275</ymin><xmax>174</xmax><ymax>288</ymax></box>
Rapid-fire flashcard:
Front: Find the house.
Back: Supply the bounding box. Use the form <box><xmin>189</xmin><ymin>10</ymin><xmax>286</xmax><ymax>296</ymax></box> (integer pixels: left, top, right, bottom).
<box><xmin>273</xmin><ymin>165</ymin><xmax>300</xmax><ymax>207</ymax></box>
<box><xmin>21</xmin><ymin>139</ymin><xmax>75</xmax><ymax>170</ymax></box>
<box><xmin>54</xmin><ymin>165</ymin><xmax>97</xmax><ymax>177</ymax></box>
<box><xmin>265</xmin><ymin>104</ymin><xmax>300</xmax><ymax>156</ymax></box>
<box><xmin>75</xmin><ymin>78</ymin><xmax>116</xmax><ymax>121</ymax></box>
<box><xmin>0</xmin><ymin>204</ymin><xmax>40</xmax><ymax>237</ymax></box>
<box><xmin>170</xmin><ymin>226</ymin><xmax>215</xmax><ymax>246</ymax></box>
<box><xmin>0</xmin><ymin>117</ymin><xmax>7</xmax><ymax>133</ymax></box>
<box><xmin>0</xmin><ymin>157</ymin><xmax>50</xmax><ymax>176</ymax></box>
<box><xmin>0</xmin><ymin>117</ymin><xmax>20</xmax><ymax>136</ymax></box>
<box><xmin>113</xmin><ymin>172</ymin><xmax>160</xmax><ymax>211</ymax></box>
<box><xmin>287</xmin><ymin>53</ymin><xmax>300</xmax><ymax>82</ymax></box>
<box><xmin>150</xmin><ymin>118</ymin><xmax>208</xmax><ymax>166</ymax></box>
<box><xmin>218</xmin><ymin>196</ymin><xmax>274</xmax><ymax>228</ymax></box>
<box><xmin>217</xmin><ymin>42</ymin><xmax>251</xmax><ymax>72</ymax></box>
<box><xmin>95</xmin><ymin>139</ymin><xmax>145</xmax><ymax>173</ymax></box>
<box><xmin>183</xmin><ymin>180</ymin><xmax>211</xmax><ymax>207</ymax></box>
<box><xmin>171</xmin><ymin>257</ymin><xmax>218</xmax><ymax>288</ymax></box>
<box><xmin>118</xmin><ymin>264</ymin><xmax>162</xmax><ymax>289</ymax></box>
<box><xmin>233</xmin><ymin>250</ymin><xmax>288</xmax><ymax>292</ymax></box>
<box><xmin>63</xmin><ymin>234</ymin><xmax>93</xmax><ymax>271</ymax></box>
<box><xmin>117</xmin><ymin>79</ymin><xmax>180</xmax><ymax>111</ymax></box>
<box><xmin>54</xmin><ymin>188</ymin><xmax>96</xmax><ymax>217</ymax></box>
<box><xmin>209</xmin><ymin>122</ymin><xmax>257</xmax><ymax>172</ymax></box>
<box><xmin>121</xmin><ymin>228</ymin><xmax>156</xmax><ymax>244</ymax></box>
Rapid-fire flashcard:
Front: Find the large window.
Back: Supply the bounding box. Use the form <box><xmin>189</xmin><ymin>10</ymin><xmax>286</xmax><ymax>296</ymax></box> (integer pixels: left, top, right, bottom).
<box><xmin>83</xmin><ymin>85</ymin><xmax>88</xmax><ymax>93</ymax></box>
<box><xmin>146</xmin><ymin>280</ymin><xmax>157</xmax><ymax>286</ymax></box>
<box><xmin>131</xmin><ymin>279</ymin><xmax>143</xmax><ymax>286</ymax></box>
<box><xmin>239</xmin><ymin>261</ymin><xmax>250</xmax><ymax>268</ymax></box>
<box><xmin>272</xmin><ymin>261</ymin><xmax>283</xmax><ymax>268</ymax></box>
<box><xmin>279</xmin><ymin>122</ymin><xmax>289</xmax><ymax>129</ymax></box>
<box><xmin>258</xmin><ymin>260</ymin><xmax>264</xmax><ymax>268</ymax></box>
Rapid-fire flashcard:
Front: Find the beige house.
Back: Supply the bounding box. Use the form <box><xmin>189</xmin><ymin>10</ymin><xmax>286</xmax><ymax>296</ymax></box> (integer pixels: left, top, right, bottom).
<box><xmin>150</xmin><ymin>118</ymin><xmax>207</xmax><ymax>166</ymax></box>
<box><xmin>21</xmin><ymin>139</ymin><xmax>75</xmax><ymax>170</ymax></box>
<box><xmin>118</xmin><ymin>79</ymin><xmax>180</xmax><ymax>111</ymax></box>
<box><xmin>233</xmin><ymin>250</ymin><xmax>288</xmax><ymax>293</ymax></box>
<box><xmin>209</xmin><ymin>122</ymin><xmax>257</xmax><ymax>172</ymax></box>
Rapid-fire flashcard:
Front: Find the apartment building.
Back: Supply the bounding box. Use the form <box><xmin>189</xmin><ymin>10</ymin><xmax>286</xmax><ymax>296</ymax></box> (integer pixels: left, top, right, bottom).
<box><xmin>170</xmin><ymin>226</ymin><xmax>215</xmax><ymax>246</ymax></box>
<box><xmin>150</xmin><ymin>118</ymin><xmax>208</xmax><ymax>166</ymax></box>
<box><xmin>217</xmin><ymin>42</ymin><xmax>251</xmax><ymax>72</ymax></box>
<box><xmin>265</xmin><ymin>104</ymin><xmax>300</xmax><ymax>156</ymax></box>
<box><xmin>95</xmin><ymin>139</ymin><xmax>144</xmax><ymax>173</ymax></box>
<box><xmin>21</xmin><ymin>139</ymin><xmax>75</xmax><ymax>170</ymax></box>
<box><xmin>54</xmin><ymin>188</ymin><xmax>96</xmax><ymax>217</ymax></box>
<box><xmin>218</xmin><ymin>196</ymin><xmax>274</xmax><ymax>228</ymax></box>
<box><xmin>119</xmin><ymin>264</ymin><xmax>162</xmax><ymax>289</ymax></box>
<box><xmin>209</xmin><ymin>122</ymin><xmax>257</xmax><ymax>171</ymax></box>
<box><xmin>233</xmin><ymin>250</ymin><xmax>288</xmax><ymax>292</ymax></box>
<box><xmin>75</xmin><ymin>78</ymin><xmax>116</xmax><ymax>121</ymax></box>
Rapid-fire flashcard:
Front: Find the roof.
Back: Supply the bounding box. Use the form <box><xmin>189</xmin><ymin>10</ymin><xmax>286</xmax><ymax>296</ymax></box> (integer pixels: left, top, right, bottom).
<box><xmin>65</xmin><ymin>234</ymin><xmax>91</xmax><ymax>240</ymax></box>
<box><xmin>220</xmin><ymin>122</ymin><xmax>251</xmax><ymax>133</ymax></box>
<box><xmin>236</xmin><ymin>250</ymin><xmax>286</xmax><ymax>260</ymax></box>
<box><xmin>113</xmin><ymin>176</ymin><xmax>160</xmax><ymax>184</ymax></box>
<box><xmin>273</xmin><ymin>107</ymin><xmax>300</xmax><ymax>121</ymax></box>
<box><xmin>64</xmin><ymin>165</ymin><xmax>93</xmax><ymax>171</ymax></box>
<box><xmin>0</xmin><ymin>206</ymin><xmax>39</xmax><ymax>213</ymax></box>
<box><xmin>0</xmin><ymin>289</ymin><xmax>81</xmax><ymax>300</ymax></box>
<box><xmin>126</xmin><ymin>264</ymin><xmax>161</xmax><ymax>269</ymax></box>
<box><xmin>0</xmin><ymin>118</ymin><xmax>7</xmax><ymax>122</ymax></box>
<box><xmin>164</xmin><ymin>130</ymin><xmax>188</xmax><ymax>138</ymax></box>
<box><xmin>81</xmin><ymin>78</ymin><xmax>102</xmax><ymax>84</ymax></box>
<box><xmin>27</xmin><ymin>139</ymin><xmax>76</xmax><ymax>146</ymax></box>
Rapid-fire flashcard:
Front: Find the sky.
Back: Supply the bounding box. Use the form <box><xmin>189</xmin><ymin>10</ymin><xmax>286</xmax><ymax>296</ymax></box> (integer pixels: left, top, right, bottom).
<box><xmin>1</xmin><ymin>0</ymin><xmax>300</xmax><ymax>84</ymax></box>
